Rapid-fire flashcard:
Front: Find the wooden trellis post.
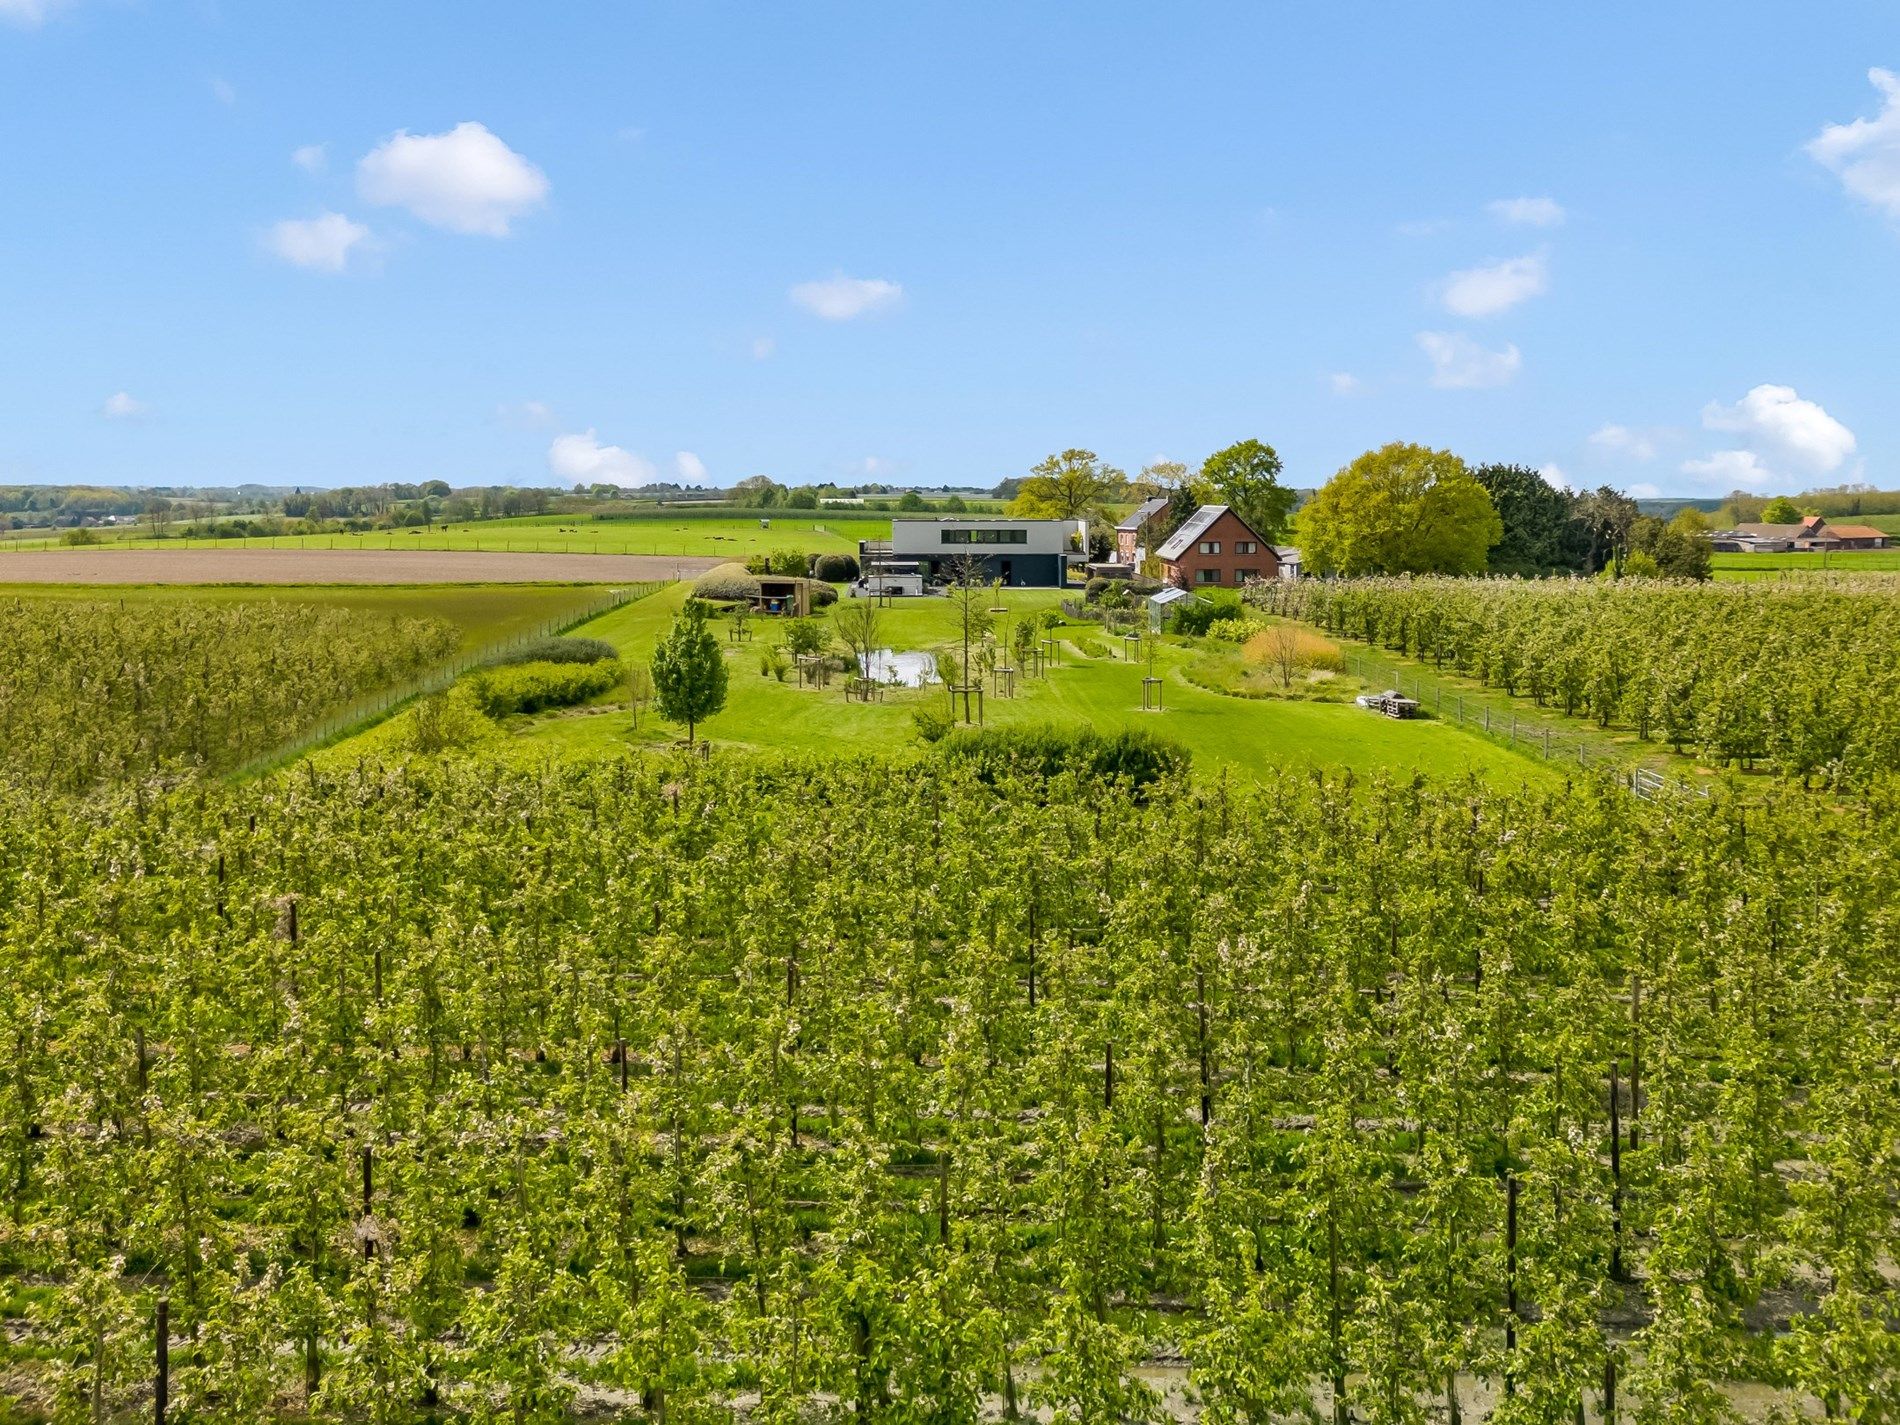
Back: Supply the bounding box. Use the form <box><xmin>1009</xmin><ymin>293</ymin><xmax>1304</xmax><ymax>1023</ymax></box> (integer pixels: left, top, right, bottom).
<box><xmin>154</xmin><ymin>1297</ymin><xmax>169</xmax><ymax>1425</ymax></box>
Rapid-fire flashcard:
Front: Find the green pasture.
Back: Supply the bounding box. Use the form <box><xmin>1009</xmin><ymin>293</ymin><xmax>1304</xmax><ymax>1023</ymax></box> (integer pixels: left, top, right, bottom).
<box><xmin>340</xmin><ymin>583</ymin><xmax>1556</xmax><ymax>785</ymax></box>
<box><xmin>1</xmin><ymin>510</ymin><xmax>893</xmax><ymax>558</ymax></box>
<box><xmin>1711</xmin><ymin>547</ymin><xmax>1900</xmax><ymax>581</ymax></box>
<box><xmin>0</xmin><ymin>582</ymin><xmax>613</xmax><ymax>652</ymax></box>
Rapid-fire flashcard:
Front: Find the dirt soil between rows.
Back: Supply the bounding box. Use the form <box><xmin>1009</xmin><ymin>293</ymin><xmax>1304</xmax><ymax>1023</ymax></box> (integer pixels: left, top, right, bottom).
<box><xmin>0</xmin><ymin>548</ymin><xmax>723</xmax><ymax>585</ymax></box>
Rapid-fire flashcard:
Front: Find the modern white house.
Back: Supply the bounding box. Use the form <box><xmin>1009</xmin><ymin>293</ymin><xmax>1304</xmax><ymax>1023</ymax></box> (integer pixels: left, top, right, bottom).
<box><xmin>862</xmin><ymin>517</ymin><xmax>1086</xmax><ymax>588</ymax></box>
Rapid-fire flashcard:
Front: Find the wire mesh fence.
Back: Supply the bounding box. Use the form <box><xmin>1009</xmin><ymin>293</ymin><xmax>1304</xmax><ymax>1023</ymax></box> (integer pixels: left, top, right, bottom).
<box><xmin>1343</xmin><ymin>653</ymin><xmax>1710</xmax><ymax>801</ymax></box>
<box><xmin>235</xmin><ymin>582</ymin><xmax>666</xmax><ymax>778</ymax></box>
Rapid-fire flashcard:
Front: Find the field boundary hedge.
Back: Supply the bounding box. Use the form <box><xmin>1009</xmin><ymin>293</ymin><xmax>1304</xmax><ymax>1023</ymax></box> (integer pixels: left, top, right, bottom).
<box><xmin>234</xmin><ymin>581</ymin><xmax>666</xmax><ymax>777</ymax></box>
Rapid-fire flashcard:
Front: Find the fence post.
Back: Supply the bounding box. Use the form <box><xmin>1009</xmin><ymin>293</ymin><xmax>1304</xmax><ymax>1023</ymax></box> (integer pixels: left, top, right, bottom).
<box><xmin>154</xmin><ymin>1296</ymin><xmax>169</xmax><ymax>1425</ymax></box>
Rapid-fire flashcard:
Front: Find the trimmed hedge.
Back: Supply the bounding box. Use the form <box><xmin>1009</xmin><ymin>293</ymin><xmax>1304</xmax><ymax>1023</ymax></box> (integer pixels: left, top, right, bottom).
<box><xmin>812</xmin><ymin>552</ymin><xmax>860</xmax><ymax>583</ymax></box>
<box><xmin>488</xmin><ymin>636</ymin><xmax>619</xmax><ymax>667</ymax></box>
<box><xmin>469</xmin><ymin>658</ymin><xmax>623</xmax><ymax>717</ymax></box>
<box><xmin>694</xmin><ymin>564</ymin><xmax>762</xmax><ymax>602</ymax></box>
<box><xmin>936</xmin><ymin>723</ymin><xmax>1188</xmax><ymax>797</ymax></box>
<box><xmin>693</xmin><ymin>563</ymin><xmax>837</xmax><ymax>609</ymax></box>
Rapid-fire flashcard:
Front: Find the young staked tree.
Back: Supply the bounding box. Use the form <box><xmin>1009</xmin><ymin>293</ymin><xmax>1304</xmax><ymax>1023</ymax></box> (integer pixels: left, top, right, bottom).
<box><xmin>832</xmin><ymin>599</ymin><xmax>883</xmax><ymax>686</ymax></box>
<box><xmin>943</xmin><ymin>555</ymin><xmax>996</xmax><ymax>722</ymax></box>
<box><xmin>650</xmin><ymin>598</ymin><xmax>729</xmax><ymax>743</ymax></box>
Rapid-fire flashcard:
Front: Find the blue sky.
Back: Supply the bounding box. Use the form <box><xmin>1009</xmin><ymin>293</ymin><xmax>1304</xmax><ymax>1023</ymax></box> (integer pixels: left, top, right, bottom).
<box><xmin>2</xmin><ymin>2</ymin><xmax>1896</xmax><ymax>496</ymax></box>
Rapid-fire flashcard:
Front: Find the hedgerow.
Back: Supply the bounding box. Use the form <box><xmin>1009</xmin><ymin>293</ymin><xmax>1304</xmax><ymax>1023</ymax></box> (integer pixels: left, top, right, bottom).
<box><xmin>468</xmin><ymin>657</ymin><xmax>623</xmax><ymax>716</ymax></box>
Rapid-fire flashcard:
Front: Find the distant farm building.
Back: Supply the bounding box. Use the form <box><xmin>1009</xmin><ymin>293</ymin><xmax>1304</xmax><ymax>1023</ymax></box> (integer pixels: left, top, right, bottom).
<box><xmin>1712</xmin><ymin>515</ymin><xmax>1890</xmax><ymax>553</ymax></box>
<box><xmin>1156</xmin><ymin>505</ymin><xmax>1279</xmax><ymax>589</ymax></box>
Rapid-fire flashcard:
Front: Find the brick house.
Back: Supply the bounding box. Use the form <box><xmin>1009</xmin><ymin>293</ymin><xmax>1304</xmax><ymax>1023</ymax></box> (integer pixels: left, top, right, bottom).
<box><xmin>1156</xmin><ymin>505</ymin><xmax>1279</xmax><ymax>589</ymax></box>
<box><xmin>1114</xmin><ymin>497</ymin><xmax>1169</xmax><ymax>565</ymax></box>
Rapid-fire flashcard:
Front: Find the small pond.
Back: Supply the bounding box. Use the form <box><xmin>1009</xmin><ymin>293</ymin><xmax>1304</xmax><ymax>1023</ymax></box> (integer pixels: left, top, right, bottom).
<box><xmin>859</xmin><ymin>648</ymin><xmax>937</xmax><ymax>687</ymax></box>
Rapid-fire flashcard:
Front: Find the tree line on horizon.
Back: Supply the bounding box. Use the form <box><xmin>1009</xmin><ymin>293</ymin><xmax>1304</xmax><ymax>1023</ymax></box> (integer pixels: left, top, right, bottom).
<box><xmin>993</xmin><ymin>441</ymin><xmax>1714</xmax><ymax>580</ymax></box>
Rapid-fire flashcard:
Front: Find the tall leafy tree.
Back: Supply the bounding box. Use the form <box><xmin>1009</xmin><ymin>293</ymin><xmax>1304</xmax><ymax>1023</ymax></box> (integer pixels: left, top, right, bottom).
<box><xmin>1573</xmin><ymin>486</ymin><xmax>1640</xmax><ymax>573</ymax></box>
<box><xmin>1296</xmin><ymin>443</ymin><xmax>1502</xmax><ymax>575</ymax></box>
<box><xmin>1128</xmin><ymin>459</ymin><xmax>1190</xmax><ymax>505</ymax></box>
<box><xmin>1471</xmin><ymin>463</ymin><xmax>1589</xmax><ymax>574</ymax></box>
<box><xmin>1759</xmin><ymin>495</ymin><xmax>1802</xmax><ymax>524</ymax></box>
<box><xmin>650</xmin><ymin>598</ymin><xmax>729</xmax><ymax>743</ymax></box>
<box><xmin>1007</xmin><ymin>449</ymin><xmax>1127</xmax><ymax>524</ymax></box>
<box><xmin>1629</xmin><ymin>515</ymin><xmax>1713</xmax><ymax>580</ymax></box>
<box><xmin>1200</xmin><ymin>439</ymin><xmax>1297</xmax><ymax>543</ymax></box>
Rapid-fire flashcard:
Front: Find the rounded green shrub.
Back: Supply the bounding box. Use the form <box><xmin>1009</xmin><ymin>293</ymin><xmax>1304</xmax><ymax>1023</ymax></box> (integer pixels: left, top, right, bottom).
<box><xmin>812</xmin><ymin>553</ymin><xmax>861</xmax><ymax>583</ymax></box>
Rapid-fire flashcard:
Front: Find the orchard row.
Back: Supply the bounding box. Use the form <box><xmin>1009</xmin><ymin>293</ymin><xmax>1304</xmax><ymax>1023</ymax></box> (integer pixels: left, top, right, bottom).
<box><xmin>1</xmin><ymin>755</ymin><xmax>1894</xmax><ymax>1420</ymax></box>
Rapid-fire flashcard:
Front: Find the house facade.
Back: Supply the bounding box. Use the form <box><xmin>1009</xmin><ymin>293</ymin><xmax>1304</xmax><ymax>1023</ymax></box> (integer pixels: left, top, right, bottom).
<box><xmin>1156</xmin><ymin>505</ymin><xmax>1279</xmax><ymax>588</ymax></box>
<box><xmin>868</xmin><ymin>517</ymin><xmax>1084</xmax><ymax>587</ymax></box>
<box><xmin>1114</xmin><ymin>497</ymin><xmax>1169</xmax><ymax>565</ymax></box>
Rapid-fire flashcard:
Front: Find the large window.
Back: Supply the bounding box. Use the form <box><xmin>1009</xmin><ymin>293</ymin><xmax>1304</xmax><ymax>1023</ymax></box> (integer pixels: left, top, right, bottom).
<box><xmin>1235</xmin><ymin>540</ymin><xmax>1258</xmax><ymax>555</ymax></box>
<box><xmin>1196</xmin><ymin>567</ymin><xmax>1221</xmax><ymax>584</ymax></box>
<box><xmin>1198</xmin><ymin>540</ymin><xmax>1221</xmax><ymax>555</ymax></box>
<box><xmin>941</xmin><ymin>528</ymin><xmax>1029</xmax><ymax>545</ymax></box>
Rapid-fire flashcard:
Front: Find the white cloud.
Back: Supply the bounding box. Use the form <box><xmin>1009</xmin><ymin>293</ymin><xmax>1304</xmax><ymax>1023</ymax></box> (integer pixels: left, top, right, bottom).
<box><xmin>1627</xmin><ymin>483</ymin><xmax>1661</xmax><ymax>500</ymax></box>
<box><xmin>675</xmin><ymin>451</ymin><xmax>708</xmax><ymax>483</ymax></box>
<box><xmin>496</xmin><ymin>400</ymin><xmax>554</xmax><ymax>429</ymax></box>
<box><xmin>1416</xmin><ymin>331</ymin><xmax>1522</xmax><ymax>389</ymax></box>
<box><xmin>548</xmin><ymin>430</ymin><xmax>656</xmax><ymax>487</ymax></box>
<box><xmin>751</xmin><ymin>336</ymin><xmax>776</xmax><ymax>361</ymax></box>
<box><xmin>358</xmin><ymin>122</ymin><xmax>549</xmax><ymax>237</ymax></box>
<box><xmin>1681</xmin><ymin>449</ymin><xmax>1774</xmax><ymax>490</ymax></box>
<box><xmin>101</xmin><ymin>391</ymin><xmax>149</xmax><ymax>420</ymax></box>
<box><xmin>292</xmin><ymin>144</ymin><xmax>328</xmax><ymax>175</ymax></box>
<box><xmin>1439</xmin><ymin>252</ymin><xmax>1547</xmax><ymax>317</ymax></box>
<box><xmin>209</xmin><ymin>77</ymin><xmax>236</xmax><ymax>106</ymax></box>
<box><xmin>1328</xmin><ymin>372</ymin><xmax>1362</xmax><ymax>396</ymax></box>
<box><xmin>265</xmin><ymin>211</ymin><xmax>372</xmax><ymax>273</ymax></box>
<box><xmin>1809</xmin><ymin>68</ymin><xmax>1900</xmax><ymax>219</ymax></box>
<box><xmin>789</xmin><ymin>274</ymin><xmax>904</xmax><ymax>321</ymax></box>
<box><xmin>0</xmin><ymin>0</ymin><xmax>69</xmax><ymax>25</ymax></box>
<box><xmin>1487</xmin><ymin>196</ymin><xmax>1565</xmax><ymax>227</ymax></box>
<box><xmin>1702</xmin><ymin>383</ymin><xmax>1856</xmax><ymax>475</ymax></box>
<box><xmin>1589</xmin><ymin>424</ymin><xmax>1660</xmax><ymax>461</ymax></box>
<box><xmin>1538</xmin><ymin>463</ymin><xmax>1568</xmax><ymax>489</ymax></box>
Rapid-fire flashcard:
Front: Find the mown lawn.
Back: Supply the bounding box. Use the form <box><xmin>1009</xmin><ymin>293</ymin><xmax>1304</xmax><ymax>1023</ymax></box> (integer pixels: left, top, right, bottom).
<box><xmin>5</xmin><ymin>511</ymin><xmax>892</xmax><ymax>559</ymax></box>
<box><xmin>0</xmin><ymin>582</ymin><xmax>615</xmax><ymax>653</ymax></box>
<box><xmin>385</xmin><ymin>583</ymin><xmax>1558</xmax><ymax>785</ymax></box>
<box><xmin>1711</xmin><ymin>547</ymin><xmax>1900</xmax><ymax>580</ymax></box>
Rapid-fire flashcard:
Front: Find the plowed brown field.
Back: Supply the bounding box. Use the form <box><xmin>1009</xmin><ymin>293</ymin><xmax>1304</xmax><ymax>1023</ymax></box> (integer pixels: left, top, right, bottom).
<box><xmin>0</xmin><ymin>548</ymin><xmax>721</xmax><ymax>585</ymax></box>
